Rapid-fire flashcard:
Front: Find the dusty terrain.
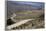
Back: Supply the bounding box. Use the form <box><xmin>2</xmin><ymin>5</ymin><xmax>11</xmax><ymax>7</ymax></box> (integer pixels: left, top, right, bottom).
<box><xmin>7</xmin><ymin>9</ymin><xmax>44</xmax><ymax>30</ymax></box>
<box><xmin>6</xmin><ymin>1</ymin><xmax>44</xmax><ymax>30</ymax></box>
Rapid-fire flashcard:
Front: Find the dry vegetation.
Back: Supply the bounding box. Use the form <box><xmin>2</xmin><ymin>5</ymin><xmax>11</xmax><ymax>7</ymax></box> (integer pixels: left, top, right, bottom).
<box><xmin>7</xmin><ymin>10</ymin><xmax>44</xmax><ymax>29</ymax></box>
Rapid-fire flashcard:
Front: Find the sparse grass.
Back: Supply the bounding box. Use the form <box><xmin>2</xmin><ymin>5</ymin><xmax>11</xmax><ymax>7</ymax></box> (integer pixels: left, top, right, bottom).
<box><xmin>14</xmin><ymin>10</ymin><xmax>43</xmax><ymax>20</ymax></box>
<box><xmin>8</xmin><ymin>10</ymin><xmax>44</xmax><ymax>29</ymax></box>
<box><xmin>16</xmin><ymin>16</ymin><xmax>31</xmax><ymax>19</ymax></box>
<box><xmin>16</xmin><ymin>11</ymin><xmax>32</xmax><ymax>14</ymax></box>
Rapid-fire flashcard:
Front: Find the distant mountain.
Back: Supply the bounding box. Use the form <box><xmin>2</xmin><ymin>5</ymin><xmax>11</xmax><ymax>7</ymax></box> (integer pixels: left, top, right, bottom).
<box><xmin>7</xmin><ymin>1</ymin><xmax>44</xmax><ymax>18</ymax></box>
<box><xmin>7</xmin><ymin>1</ymin><xmax>44</xmax><ymax>9</ymax></box>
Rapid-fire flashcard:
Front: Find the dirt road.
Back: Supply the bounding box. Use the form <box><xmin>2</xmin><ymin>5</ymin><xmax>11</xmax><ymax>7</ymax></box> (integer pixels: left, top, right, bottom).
<box><xmin>7</xmin><ymin>19</ymin><xmax>34</xmax><ymax>29</ymax></box>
